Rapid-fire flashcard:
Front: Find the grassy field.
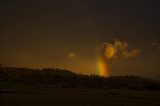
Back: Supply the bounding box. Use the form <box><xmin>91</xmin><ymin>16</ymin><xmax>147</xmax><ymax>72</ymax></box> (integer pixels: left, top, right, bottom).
<box><xmin>1</xmin><ymin>89</ymin><xmax>160</xmax><ymax>106</ymax></box>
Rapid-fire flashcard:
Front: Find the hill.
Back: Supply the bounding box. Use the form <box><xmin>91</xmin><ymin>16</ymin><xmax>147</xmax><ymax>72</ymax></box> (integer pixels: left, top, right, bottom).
<box><xmin>0</xmin><ymin>66</ymin><xmax>160</xmax><ymax>91</ymax></box>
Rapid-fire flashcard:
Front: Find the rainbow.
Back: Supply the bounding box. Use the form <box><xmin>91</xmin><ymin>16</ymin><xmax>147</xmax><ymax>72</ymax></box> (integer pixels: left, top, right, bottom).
<box><xmin>97</xmin><ymin>47</ymin><xmax>110</xmax><ymax>77</ymax></box>
<box><xmin>97</xmin><ymin>56</ymin><xmax>110</xmax><ymax>77</ymax></box>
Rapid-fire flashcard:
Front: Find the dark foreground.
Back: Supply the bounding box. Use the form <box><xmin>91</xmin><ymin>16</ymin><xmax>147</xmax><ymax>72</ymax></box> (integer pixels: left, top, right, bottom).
<box><xmin>1</xmin><ymin>89</ymin><xmax>160</xmax><ymax>106</ymax></box>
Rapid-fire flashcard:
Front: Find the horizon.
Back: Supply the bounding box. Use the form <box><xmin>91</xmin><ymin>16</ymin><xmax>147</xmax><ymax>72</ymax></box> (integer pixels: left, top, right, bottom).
<box><xmin>0</xmin><ymin>65</ymin><xmax>160</xmax><ymax>80</ymax></box>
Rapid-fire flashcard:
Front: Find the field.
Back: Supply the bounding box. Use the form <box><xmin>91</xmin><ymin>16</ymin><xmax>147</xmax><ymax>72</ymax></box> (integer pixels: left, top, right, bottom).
<box><xmin>1</xmin><ymin>89</ymin><xmax>160</xmax><ymax>106</ymax></box>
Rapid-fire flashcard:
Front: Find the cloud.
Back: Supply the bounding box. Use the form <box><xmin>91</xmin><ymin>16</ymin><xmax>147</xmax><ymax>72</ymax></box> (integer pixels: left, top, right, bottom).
<box><xmin>101</xmin><ymin>39</ymin><xmax>141</xmax><ymax>61</ymax></box>
<box><xmin>151</xmin><ymin>42</ymin><xmax>159</xmax><ymax>47</ymax></box>
<box><xmin>121</xmin><ymin>49</ymin><xmax>141</xmax><ymax>59</ymax></box>
<box><xmin>68</xmin><ymin>52</ymin><xmax>77</xmax><ymax>59</ymax></box>
<box><xmin>151</xmin><ymin>42</ymin><xmax>160</xmax><ymax>50</ymax></box>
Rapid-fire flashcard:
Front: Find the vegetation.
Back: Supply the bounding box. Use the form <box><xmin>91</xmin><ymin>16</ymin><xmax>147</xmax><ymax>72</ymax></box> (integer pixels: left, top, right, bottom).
<box><xmin>0</xmin><ymin>66</ymin><xmax>160</xmax><ymax>91</ymax></box>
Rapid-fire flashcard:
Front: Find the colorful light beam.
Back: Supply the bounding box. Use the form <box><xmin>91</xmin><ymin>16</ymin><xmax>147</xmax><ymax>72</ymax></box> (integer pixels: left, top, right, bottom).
<box><xmin>97</xmin><ymin>45</ymin><xmax>110</xmax><ymax>77</ymax></box>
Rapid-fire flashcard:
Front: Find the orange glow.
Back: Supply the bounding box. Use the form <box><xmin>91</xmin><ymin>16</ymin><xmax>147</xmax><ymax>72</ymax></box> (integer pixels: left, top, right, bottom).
<box><xmin>97</xmin><ymin>47</ymin><xmax>110</xmax><ymax>77</ymax></box>
<box><xmin>98</xmin><ymin>56</ymin><xmax>110</xmax><ymax>77</ymax></box>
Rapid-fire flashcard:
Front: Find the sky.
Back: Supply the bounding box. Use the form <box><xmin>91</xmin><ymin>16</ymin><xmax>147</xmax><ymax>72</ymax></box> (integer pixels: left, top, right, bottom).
<box><xmin>0</xmin><ymin>0</ymin><xmax>160</xmax><ymax>79</ymax></box>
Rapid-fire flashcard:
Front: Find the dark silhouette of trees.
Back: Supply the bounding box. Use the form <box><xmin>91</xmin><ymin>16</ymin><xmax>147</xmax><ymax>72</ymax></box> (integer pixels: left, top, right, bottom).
<box><xmin>0</xmin><ymin>66</ymin><xmax>160</xmax><ymax>91</ymax></box>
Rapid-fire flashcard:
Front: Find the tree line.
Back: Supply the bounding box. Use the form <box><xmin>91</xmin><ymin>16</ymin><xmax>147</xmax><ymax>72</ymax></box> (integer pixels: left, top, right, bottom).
<box><xmin>0</xmin><ymin>66</ymin><xmax>160</xmax><ymax>91</ymax></box>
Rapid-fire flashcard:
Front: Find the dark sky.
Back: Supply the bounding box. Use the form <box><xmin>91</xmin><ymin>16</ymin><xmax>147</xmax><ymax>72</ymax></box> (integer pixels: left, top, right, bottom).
<box><xmin>0</xmin><ymin>0</ymin><xmax>160</xmax><ymax>78</ymax></box>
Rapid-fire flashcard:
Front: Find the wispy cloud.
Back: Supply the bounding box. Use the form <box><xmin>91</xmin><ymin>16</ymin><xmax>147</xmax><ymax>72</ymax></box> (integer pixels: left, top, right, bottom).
<box><xmin>151</xmin><ymin>42</ymin><xmax>160</xmax><ymax>50</ymax></box>
<box><xmin>67</xmin><ymin>52</ymin><xmax>78</xmax><ymax>59</ymax></box>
